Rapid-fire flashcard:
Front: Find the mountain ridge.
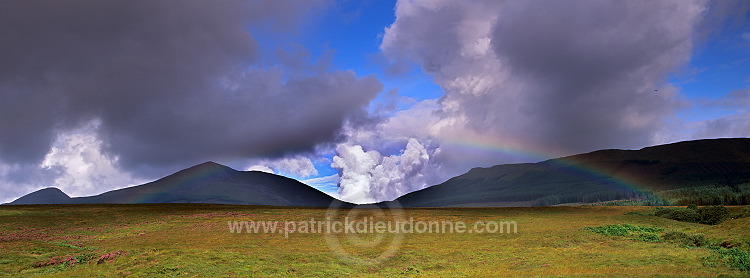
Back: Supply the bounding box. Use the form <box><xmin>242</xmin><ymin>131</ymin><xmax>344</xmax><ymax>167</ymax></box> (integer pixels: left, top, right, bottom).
<box><xmin>8</xmin><ymin>138</ymin><xmax>750</xmax><ymax>207</ymax></box>
<box><xmin>387</xmin><ymin>138</ymin><xmax>750</xmax><ymax>207</ymax></box>
<box><xmin>7</xmin><ymin>161</ymin><xmax>350</xmax><ymax>207</ymax></box>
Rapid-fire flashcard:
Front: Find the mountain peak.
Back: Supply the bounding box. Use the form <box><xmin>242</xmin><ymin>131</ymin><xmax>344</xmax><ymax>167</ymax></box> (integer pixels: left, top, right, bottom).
<box><xmin>9</xmin><ymin>187</ymin><xmax>70</xmax><ymax>205</ymax></box>
<box><xmin>198</xmin><ymin>161</ymin><xmax>228</xmax><ymax>167</ymax></box>
<box><xmin>188</xmin><ymin>161</ymin><xmax>235</xmax><ymax>172</ymax></box>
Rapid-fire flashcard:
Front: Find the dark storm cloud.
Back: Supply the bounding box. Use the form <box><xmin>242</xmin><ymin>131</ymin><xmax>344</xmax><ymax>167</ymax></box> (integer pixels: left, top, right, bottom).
<box><xmin>383</xmin><ymin>0</ymin><xmax>705</xmax><ymax>157</ymax></box>
<box><xmin>0</xmin><ymin>1</ymin><xmax>382</xmax><ymax>170</ymax></box>
<box><xmin>488</xmin><ymin>0</ymin><xmax>699</xmax><ymax>152</ymax></box>
<box><xmin>370</xmin><ymin>0</ymin><xmax>711</xmax><ymax>194</ymax></box>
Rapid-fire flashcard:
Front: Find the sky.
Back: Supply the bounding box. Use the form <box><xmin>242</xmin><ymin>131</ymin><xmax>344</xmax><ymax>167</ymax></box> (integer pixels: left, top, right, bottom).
<box><xmin>1</xmin><ymin>0</ymin><xmax>749</xmax><ymax>204</ymax></box>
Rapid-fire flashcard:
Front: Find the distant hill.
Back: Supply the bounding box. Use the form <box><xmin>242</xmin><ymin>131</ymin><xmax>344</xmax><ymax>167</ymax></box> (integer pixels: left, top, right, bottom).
<box><xmin>8</xmin><ymin>162</ymin><xmax>348</xmax><ymax>207</ymax></box>
<box><xmin>390</xmin><ymin>138</ymin><xmax>750</xmax><ymax>207</ymax></box>
<box><xmin>9</xmin><ymin>187</ymin><xmax>71</xmax><ymax>205</ymax></box>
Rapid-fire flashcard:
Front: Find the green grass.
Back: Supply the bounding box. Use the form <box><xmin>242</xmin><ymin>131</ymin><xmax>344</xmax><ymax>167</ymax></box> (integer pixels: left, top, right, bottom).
<box><xmin>0</xmin><ymin>204</ymin><xmax>748</xmax><ymax>277</ymax></box>
<box><xmin>585</xmin><ymin>224</ymin><xmax>663</xmax><ymax>236</ymax></box>
<box><xmin>584</xmin><ymin>224</ymin><xmax>750</xmax><ymax>272</ymax></box>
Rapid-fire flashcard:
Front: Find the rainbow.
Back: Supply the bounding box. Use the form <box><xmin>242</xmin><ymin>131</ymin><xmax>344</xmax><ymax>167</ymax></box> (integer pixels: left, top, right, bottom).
<box><xmin>441</xmin><ymin>133</ymin><xmax>666</xmax><ymax>203</ymax></box>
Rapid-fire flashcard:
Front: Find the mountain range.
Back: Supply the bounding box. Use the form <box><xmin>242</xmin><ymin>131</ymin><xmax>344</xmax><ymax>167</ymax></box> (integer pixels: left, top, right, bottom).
<box><xmin>8</xmin><ymin>138</ymin><xmax>750</xmax><ymax>207</ymax></box>
<box><xmin>8</xmin><ymin>162</ymin><xmax>348</xmax><ymax>207</ymax></box>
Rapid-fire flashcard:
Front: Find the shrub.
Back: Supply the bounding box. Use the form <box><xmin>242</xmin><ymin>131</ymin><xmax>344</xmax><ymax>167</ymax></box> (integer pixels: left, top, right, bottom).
<box><xmin>658</xmin><ymin>207</ymin><xmax>701</xmax><ymax>223</ymax></box>
<box><xmin>662</xmin><ymin>231</ymin><xmax>707</xmax><ymax>247</ymax></box>
<box><xmin>637</xmin><ymin>233</ymin><xmax>662</xmax><ymax>243</ymax></box>
<box><xmin>585</xmin><ymin>224</ymin><xmax>662</xmax><ymax>237</ymax></box>
<box><xmin>586</xmin><ymin>224</ymin><xmax>631</xmax><ymax>236</ymax></box>
<box><xmin>75</xmin><ymin>253</ymin><xmax>96</xmax><ymax>264</ymax></box>
<box><xmin>697</xmin><ymin>205</ymin><xmax>730</xmax><ymax>225</ymax></box>
<box><xmin>714</xmin><ymin>248</ymin><xmax>750</xmax><ymax>271</ymax></box>
<box><xmin>653</xmin><ymin>205</ymin><xmax>731</xmax><ymax>225</ymax></box>
<box><xmin>653</xmin><ymin>207</ymin><xmax>669</xmax><ymax>217</ymax></box>
<box><xmin>687</xmin><ymin>204</ymin><xmax>698</xmax><ymax>210</ymax></box>
<box><xmin>586</xmin><ymin>224</ymin><xmax>666</xmax><ymax>243</ymax></box>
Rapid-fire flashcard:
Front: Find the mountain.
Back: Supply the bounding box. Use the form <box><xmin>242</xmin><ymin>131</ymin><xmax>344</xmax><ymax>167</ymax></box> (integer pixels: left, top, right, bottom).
<box><xmin>8</xmin><ymin>162</ymin><xmax>348</xmax><ymax>207</ymax></box>
<box><xmin>9</xmin><ymin>187</ymin><xmax>71</xmax><ymax>205</ymax></box>
<box><xmin>9</xmin><ymin>138</ymin><xmax>750</xmax><ymax>207</ymax></box>
<box><xmin>390</xmin><ymin>138</ymin><xmax>750</xmax><ymax>207</ymax></box>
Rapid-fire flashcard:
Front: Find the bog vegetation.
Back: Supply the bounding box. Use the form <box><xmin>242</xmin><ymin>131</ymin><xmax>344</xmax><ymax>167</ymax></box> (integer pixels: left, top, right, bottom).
<box><xmin>1</xmin><ymin>204</ymin><xmax>749</xmax><ymax>277</ymax></box>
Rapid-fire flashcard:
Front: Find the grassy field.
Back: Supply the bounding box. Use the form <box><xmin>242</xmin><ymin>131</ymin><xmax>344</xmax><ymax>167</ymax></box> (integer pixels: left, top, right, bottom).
<box><xmin>1</xmin><ymin>204</ymin><xmax>749</xmax><ymax>277</ymax></box>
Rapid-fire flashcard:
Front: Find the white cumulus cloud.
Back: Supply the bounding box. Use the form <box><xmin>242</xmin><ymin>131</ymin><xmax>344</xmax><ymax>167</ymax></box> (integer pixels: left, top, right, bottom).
<box><xmin>332</xmin><ymin>138</ymin><xmax>430</xmax><ymax>204</ymax></box>
<box><xmin>40</xmin><ymin>121</ymin><xmax>143</xmax><ymax>197</ymax></box>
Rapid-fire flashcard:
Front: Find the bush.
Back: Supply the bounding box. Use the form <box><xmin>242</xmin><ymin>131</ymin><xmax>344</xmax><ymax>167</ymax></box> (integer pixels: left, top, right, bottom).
<box><xmin>585</xmin><ymin>224</ymin><xmax>663</xmax><ymax>238</ymax></box>
<box><xmin>662</xmin><ymin>231</ymin><xmax>707</xmax><ymax>247</ymax></box>
<box><xmin>655</xmin><ymin>207</ymin><xmax>701</xmax><ymax>223</ymax></box>
<box><xmin>637</xmin><ymin>233</ymin><xmax>662</xmax><ymax>243</ymax></box>
<box><xmin>714</xmin><ymin>248</ymin><xmax>750</xmax><ymax>271</ymax></box>
<box><xmin>687</xmin><ymin>204</ymin><xmax>698</xmax><ymax>210</ymax></box>
<box><xmin>653</xmin><ymin>207</ymin><xmax>670</xmax><ymax>217</ymax></box>
<box><xmin>586</xmin><ymin>224</ymin><xmax>632</xmax><ymax>236</ymax></box>
<box><xmin>698</xmin><ymin>205</ymin><xmax>729</xmax><ymax>225</ymax></box>
<box><xmin>653</xmin><ymin>206</ymin><xmax>730</xmax><ymax>224</ymax></box>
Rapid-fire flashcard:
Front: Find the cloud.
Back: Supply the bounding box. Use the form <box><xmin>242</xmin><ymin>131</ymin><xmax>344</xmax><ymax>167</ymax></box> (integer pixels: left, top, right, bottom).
<box><xmin>335</xmin><ymin>0</ymin><xmax>709</xmax><ymax>204</ymax></box>
<box><xmin>0</xmin><ymin>120</ymin><xmax>143</xmax><ymax>203</ymax></box>
<box><xmin>693</xmin><ymin>88</ymin><xmax>750</xmax><ymax>138</ymax></box>
<box><xmin>2</xmin><ymin>0</ymin><xmax>738</xmax><ymax>206</ymax></box>
<box><xmin>40</xmin><ymin>120</ymin><xmax>143</xmax><ymax>197</ymax></box>
<box><xmin>693</xmin><ymin>112</ymin><xmax>750</xmax><ymax>138</ymax></box>
<box><xmin>340</xmin><ymin>99</ymin><xmax>441</xmax><ymax>151</ymax></box>
<box><xmin>245</xmin><ymin>155</ymin><xmax>318</xmax><ymax>178</ymax></box>
<box><xmin>300</xmin><ymin>174</ymin><xmax>340</xmax><ymax>197</ymax></box>
<box><xmin>0</xmin><ymin>0</ymin><xmax>380</xmax><ymax>170</ymax></box>
<box><xmin>301</xmin><ymin>174</ymin><xmax>340</xmax><ymax>188</ymax></box>
<box><xmin>712</xmin><ymin>89</ymin><xmax>750</xmax><ymax>109</ymax></box>
<box><xmin>245</xmin><ymin>165</ymin><xmax>275</xmax><ymax>174</ymax></box>
<box><xmin>0</xmin><ymin>0</ymin><xmax>384</xmax><ymax>200</ymax></box>
<box><xmin>0</xmin><ymin>163</ymin><xmax>58</xmax><ymax>204</ymax></box>
<box><xmin>330</xmin><ymin>144</ymin><xmax>381</xmax><ymax>203</ymax></box>
<box><xmin>331</xmin><ymin>138</ymin><xmax>430</xmax><ymax>204</ymax></box>
<box><xmin>295</xmin><ymin>0</ymin><xmax>713</xmax><ymax>204</ymax></box>
<box><xmin>379</xmin><ymin>0</ymin><xmax>705</xmax><ymax>167</ymax></box>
